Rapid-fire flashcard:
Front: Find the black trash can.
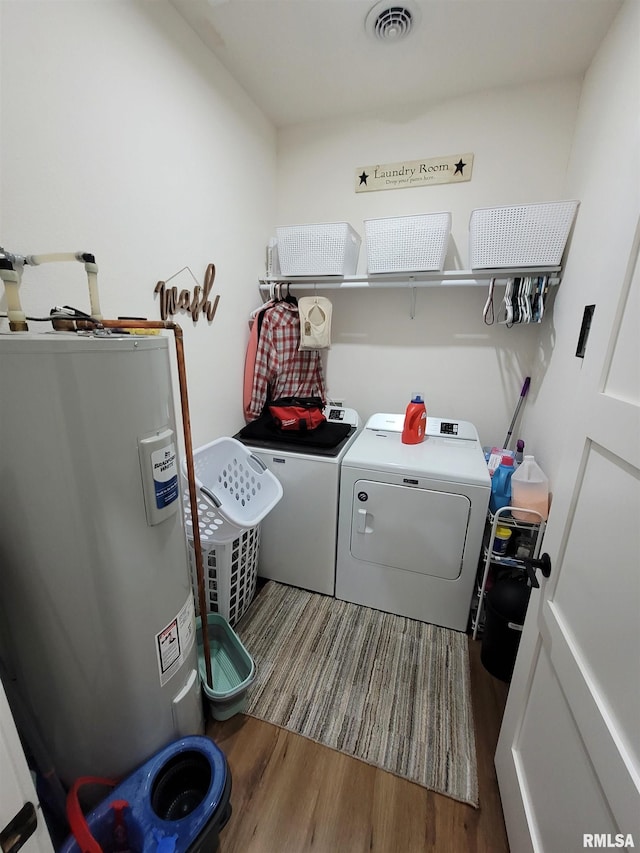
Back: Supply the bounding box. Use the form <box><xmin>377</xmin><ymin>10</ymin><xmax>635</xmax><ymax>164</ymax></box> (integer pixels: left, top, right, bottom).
<box><xmin>481</xmin><ymin>576</ymin><xmax>531</xmax><ymax>682</ymax></box>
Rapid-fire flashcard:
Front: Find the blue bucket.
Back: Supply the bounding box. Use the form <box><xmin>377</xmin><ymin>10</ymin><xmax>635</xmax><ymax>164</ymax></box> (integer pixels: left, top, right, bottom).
<box><xmin>59</xmin><ymin>736</ymin><xmax>231</xmax><ymax>853</ymax></box>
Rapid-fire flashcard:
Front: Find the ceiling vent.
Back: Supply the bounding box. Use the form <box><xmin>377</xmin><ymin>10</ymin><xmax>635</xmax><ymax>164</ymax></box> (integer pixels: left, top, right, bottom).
<box><xmin>365</xmin><ymin>2</ymin><xmax>420</xmax><ymax>43</ymax></box>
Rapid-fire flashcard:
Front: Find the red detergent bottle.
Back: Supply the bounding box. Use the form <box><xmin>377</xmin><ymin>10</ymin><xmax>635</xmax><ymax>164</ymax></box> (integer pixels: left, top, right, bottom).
<box><xmin>401</xmin><ymin>394</ymin><xmax>427</xmax><ymax>444</ymax></box>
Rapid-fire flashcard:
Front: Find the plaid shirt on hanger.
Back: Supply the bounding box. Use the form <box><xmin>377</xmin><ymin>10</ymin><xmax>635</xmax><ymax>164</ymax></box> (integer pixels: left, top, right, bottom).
<box><xmin>247</xmin><ymin>300</ymin><xmax>326</xmax><ymax>419</ymax></box>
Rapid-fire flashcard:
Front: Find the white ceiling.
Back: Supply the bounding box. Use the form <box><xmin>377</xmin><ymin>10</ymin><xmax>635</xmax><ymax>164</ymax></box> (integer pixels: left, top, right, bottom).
<box><xmin>170</xmin><ymin>0</ymin><xmax>622</xmax><ymax>128</ymax></box>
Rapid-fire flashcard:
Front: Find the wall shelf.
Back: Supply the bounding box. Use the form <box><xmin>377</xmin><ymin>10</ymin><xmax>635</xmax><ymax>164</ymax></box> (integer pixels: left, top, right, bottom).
<box><xmin>259</xmin><ymin>267</ymin><xmax>562</xmax><ymax>292</ymax></box>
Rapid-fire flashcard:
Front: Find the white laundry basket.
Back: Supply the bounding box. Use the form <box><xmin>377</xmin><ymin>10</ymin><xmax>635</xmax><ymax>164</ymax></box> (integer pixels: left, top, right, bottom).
<box><xmin>182</xmin><ymin>437</ymin><xmax>283</xmax><ymax>624</ymax></box>
<box><xmin>182</xmin><ymin>436</ymin><xmax>283</xmax><ymax>542</ymax></box>
<box><xmin>183</xmin><ymin>489</ymin><xmax>261</xmax><ymax>626</ymax></box>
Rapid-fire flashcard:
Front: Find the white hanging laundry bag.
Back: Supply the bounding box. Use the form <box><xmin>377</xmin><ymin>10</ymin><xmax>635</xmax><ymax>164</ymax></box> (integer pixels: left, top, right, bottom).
<box><xmin>298</xmin><ymin>296</ymin><xmax>333</xmax><ymax>350</ymax></box>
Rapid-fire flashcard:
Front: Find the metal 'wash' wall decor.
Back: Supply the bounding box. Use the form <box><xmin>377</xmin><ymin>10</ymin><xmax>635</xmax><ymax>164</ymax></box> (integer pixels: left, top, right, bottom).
<box><xmin>154</xmin><ymin>263</ymin><xmax>220</xmax><ymax>322</ymax></box>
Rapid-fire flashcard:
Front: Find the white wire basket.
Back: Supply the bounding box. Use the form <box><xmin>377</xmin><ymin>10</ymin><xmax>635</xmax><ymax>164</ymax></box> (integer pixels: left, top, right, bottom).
<box><xmin>276</xmin><ymin>221</ymin><xmax>361</xmax><ymax>276</ymax></box>
<box><xmin>364</xmin><ymin>212</ymin><xmax>451</xmax><ymax>273</ymax></box>
<box><xmin>184</xmin><ymin>497</ymin><xmax>260</xmax><ymax>627</ymax></box>
<box><xmin>182</xmin><ymin>436</ymin><xmax>283</xmax><ymax>543</ymax></box>
<box><xmin>469</xmin><ymin>200</ymin><xmax>579</xmax><ymax>268</ymax></box>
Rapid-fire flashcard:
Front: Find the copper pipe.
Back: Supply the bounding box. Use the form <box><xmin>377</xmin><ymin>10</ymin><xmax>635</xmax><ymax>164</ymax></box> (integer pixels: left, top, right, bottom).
<box><xmin>99</xmin><ymin>319</ymin><xmax>213</xmax><ymax>689</ymax></box>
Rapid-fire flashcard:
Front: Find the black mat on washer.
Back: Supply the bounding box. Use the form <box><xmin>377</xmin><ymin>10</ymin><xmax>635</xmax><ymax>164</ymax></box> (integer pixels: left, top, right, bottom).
<box><xmin>237</xmin><ymin>413</ymin><xmax>352</xmax><ymax>449</ymax></box>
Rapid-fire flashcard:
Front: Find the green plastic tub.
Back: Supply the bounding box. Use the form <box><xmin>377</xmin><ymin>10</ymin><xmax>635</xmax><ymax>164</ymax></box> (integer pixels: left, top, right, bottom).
<box><xmin>196</xmin><ymin>613</ymin><xmax>256</xmax><ymax>720</ymax></box>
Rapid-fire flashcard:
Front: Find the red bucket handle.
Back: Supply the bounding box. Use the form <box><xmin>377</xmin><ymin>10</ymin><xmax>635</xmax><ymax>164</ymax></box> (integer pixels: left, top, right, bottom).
<box><xmin>66</xmin><ymin>776</ymin><xmax>119</xmax><ymax>853</ymax></box>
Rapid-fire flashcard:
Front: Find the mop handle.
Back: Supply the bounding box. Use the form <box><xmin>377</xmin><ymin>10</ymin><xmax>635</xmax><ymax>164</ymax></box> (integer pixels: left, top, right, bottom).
<box><xmin>504</xmin><ymin>377</ymin><xmax>530</xmax><ymax>448</ymax></box>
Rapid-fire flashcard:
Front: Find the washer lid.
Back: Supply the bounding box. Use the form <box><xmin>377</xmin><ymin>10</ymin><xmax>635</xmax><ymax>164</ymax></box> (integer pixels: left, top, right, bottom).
<box><xmin>366</xmin><ymin>412</ymin><xmax>405</xmax><ymax>431</ymax></box>
<box><xmin>343</xmin><ymin>414</ymin><xmax>490</xmax><ymax>486</ymax></box>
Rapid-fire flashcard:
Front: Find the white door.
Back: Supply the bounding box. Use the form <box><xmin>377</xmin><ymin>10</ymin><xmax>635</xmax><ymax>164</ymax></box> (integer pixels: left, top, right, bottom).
<box><xmin>495</xmin><ymin>221</ymin><xmax>640</xmax><ymax>851</ymax></box>
<box><xmin>0</xmin><ymin>679</ymin><xmax>55</xmax><ymax>853</ymax></box>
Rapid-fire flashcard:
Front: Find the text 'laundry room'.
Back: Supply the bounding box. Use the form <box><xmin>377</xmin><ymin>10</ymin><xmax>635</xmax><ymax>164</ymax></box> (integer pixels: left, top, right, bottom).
<box><xmin>0</xmin><ymin>2</ymin><xmax>638</xmax><ymax>853</ymax></box>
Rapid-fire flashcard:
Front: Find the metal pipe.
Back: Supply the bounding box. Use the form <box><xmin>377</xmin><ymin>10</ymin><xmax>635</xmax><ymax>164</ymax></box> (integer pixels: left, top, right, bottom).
<box><xmin>99</xmin><ymin>318</ymin><xmax>213</xmax><ymax>690</ymax></box>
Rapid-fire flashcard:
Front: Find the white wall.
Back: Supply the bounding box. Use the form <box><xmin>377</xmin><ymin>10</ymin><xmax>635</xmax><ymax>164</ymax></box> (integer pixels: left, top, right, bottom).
<box><xmin>276</xmin><ymin>79</ymin><xmax>582</xmax><ymax>446</ymax></box>
<box><xmin>0</xmin><ymin>1</ymin><xmax>276</xmax><ymax>447</ymax></box>
<box><xmin>3</xmin><ymin>1</ymin><xmax>632</xmax><ymax>474</ymax></box>
<box><xmin>520</xmin><ymin>0</ymin><xmax>639</xmax><ymax>493</ymax></box>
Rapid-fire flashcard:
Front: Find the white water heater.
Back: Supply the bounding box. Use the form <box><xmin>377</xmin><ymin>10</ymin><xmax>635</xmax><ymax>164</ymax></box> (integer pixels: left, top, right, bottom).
<box><xmin>0</xmin><ymin>332</ymin><xmax>204</xmax><ymax>785</ymax></box>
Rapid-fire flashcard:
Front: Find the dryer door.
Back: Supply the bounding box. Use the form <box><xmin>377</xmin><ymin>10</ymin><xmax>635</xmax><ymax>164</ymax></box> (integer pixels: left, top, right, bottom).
<box><xmin>350</xmin><ymin>480</ymin><xmax>471</xmax><ymax>580</ymax></box>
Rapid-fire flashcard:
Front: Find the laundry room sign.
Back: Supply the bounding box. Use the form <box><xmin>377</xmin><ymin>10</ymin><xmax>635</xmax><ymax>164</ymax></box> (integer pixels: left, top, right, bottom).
<box><xmin>355</xmin><ymin>153</ymin><xmax>473</xmax><ymax>193</ymax></box>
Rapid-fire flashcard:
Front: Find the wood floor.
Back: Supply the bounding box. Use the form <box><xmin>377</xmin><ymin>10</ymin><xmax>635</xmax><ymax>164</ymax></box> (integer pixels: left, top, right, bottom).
<box><xmin>208</xmin><ymin>636</ymin><xmax>510</xmax><ymax>853</ymax></box>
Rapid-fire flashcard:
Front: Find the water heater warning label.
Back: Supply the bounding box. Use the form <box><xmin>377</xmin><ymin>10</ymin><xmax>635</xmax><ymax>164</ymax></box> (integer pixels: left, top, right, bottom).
<box><xmin>155</xmin><ymin>595</ymin><xmax>196</xmax><ymax>687</ymax></box>
<box><xmin>152</xmin><ymin>443</ymin><xmax>178</xmax><ymax>509</ymax></box>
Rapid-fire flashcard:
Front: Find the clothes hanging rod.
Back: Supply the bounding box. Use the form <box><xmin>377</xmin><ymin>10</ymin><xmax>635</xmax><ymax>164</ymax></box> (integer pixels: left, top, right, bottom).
<box><xmin>259</xmin><ymin>267</ymin><xmax>562</xmax><ymax>291</ymax></box>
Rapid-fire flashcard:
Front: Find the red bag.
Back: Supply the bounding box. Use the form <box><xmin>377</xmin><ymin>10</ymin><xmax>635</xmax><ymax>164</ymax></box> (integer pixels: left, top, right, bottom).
<box><xmin>267</xmin><ymin>396</ymin><xmax>325</xmax><ymax>431</ymax></box>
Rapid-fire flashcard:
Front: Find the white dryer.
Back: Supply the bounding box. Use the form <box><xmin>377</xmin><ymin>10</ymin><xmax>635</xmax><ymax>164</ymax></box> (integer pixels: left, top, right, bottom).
<box><xmin>336</xmin><ymin>413</ymin><xmax>490</xmax><ymax>632</ymax></box>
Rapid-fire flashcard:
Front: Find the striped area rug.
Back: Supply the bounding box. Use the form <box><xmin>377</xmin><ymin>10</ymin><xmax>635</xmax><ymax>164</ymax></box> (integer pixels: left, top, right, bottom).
<box><xmin>235</xmin><ymin>581</ymin><xmax>478</xmax><ymax>807</ymax></box>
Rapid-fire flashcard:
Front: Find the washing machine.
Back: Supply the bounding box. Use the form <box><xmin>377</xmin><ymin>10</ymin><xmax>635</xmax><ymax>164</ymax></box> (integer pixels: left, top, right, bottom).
<box><xmin>235</xmin><ymin>405</ymin><xmax>360</xmax><ymax>595</ymax></box>
<box><xmin>335</xmin><ymin>413</ymin><xmax>490</xmax><ymax>632</ymax></box>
